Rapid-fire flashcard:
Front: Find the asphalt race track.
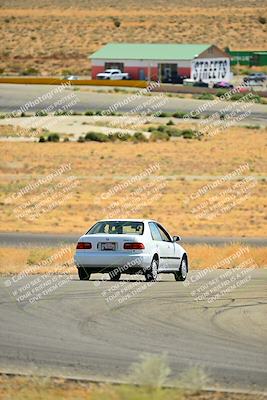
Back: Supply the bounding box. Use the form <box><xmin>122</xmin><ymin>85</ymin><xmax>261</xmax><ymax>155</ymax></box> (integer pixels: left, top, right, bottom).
<box><xmin>0</xmin><ymin>232</ymin><xmax>267</xmax><ymax>247</ymax></box>
<box><xmin>0</xmin><ymin>270</ymin><xmax>266</xmax><ymax>392</ymax></box>
<box><xmin>0</xmin><ymin>84</ymin><xmax>267</xmax><ymax>123</ymax></box>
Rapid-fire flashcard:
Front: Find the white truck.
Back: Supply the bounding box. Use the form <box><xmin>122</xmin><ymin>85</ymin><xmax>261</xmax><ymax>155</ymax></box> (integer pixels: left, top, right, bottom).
<box><xmin>96</xmin><ymin>69</ymin><xmax>129</xmax><ymax>80</ymax></box>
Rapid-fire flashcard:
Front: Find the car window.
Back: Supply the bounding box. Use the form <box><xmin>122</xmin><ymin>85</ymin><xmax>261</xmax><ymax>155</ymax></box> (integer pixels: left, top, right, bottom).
<box><xmin>148</xmin><ymin>222</ymin><xmax>162</xmax><ymax>241</ymax></box>
<box><xmin>157</xmin><ymin>224</ymin><xmax>172</xmax><ymax>242</ymax></box>
<box><xmin>86</xmin><ymin>221</ymin><xmax>144</xmax><ymax>235</ymax></box>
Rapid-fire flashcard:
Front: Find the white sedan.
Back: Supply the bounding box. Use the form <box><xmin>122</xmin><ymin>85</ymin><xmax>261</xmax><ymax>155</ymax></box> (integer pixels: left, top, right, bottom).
<box><xmin>74</xmin><ymin>219</ymin><xmax>188</xmax><ymax>282</ymax></box>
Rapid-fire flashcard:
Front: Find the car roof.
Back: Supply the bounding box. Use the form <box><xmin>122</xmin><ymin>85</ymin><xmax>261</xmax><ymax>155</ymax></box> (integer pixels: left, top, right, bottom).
<box><xmin>97</xmin><ymin>218</ymin><xmax>155</xmax><ymax>223</ymax></box>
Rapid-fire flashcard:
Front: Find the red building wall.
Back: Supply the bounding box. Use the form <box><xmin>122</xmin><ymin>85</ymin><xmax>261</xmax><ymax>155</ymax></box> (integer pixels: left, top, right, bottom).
<box><xmin>124</xmin><ymin>66</ymin><xmax>158</xmax><ymax>80</ymax></box>
<box><xmin>92</xmin><ymin>64</ymin><xmax>191</xmax><ymax>80</ymax></box>
<box><xmin>91</xmin><ymin>66</ymin><xmax>103</xmax><ymax>79</ymax></box>
<box><xmin>178</xmin><ymin>67</ymin><xmax>191</xmax><ymax>77</ymax></box>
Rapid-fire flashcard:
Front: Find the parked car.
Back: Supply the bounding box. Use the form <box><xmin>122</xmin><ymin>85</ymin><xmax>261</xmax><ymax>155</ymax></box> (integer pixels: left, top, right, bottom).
<box><xmin>64</xmin><ymin>75</ymin><xmax>79</xmax><ymax>80</ymax></box>
<box><xmin>176</xmin><ymin>75</ymin><xmax>187</xmax><ymax>84</ymax></box>
<box><xmin>74</xmin><ymin>219</ymin><xmax>188</xmax><ymax>282</ymax></box>
<box><xmin>193</xmin><ymin>80</ymin><xmax>209</xmax><ymax>88</ymax></box>
<box><xmin>213</xmin><ymin>81</ymin><xmax>234</xmax><ymax>89</ymax></box>
<box><xmin>243</xmin><ymin>73</ymin><xmax>266</xmax><ymax>83</ymax></box>
<box><xmin>96</xmin><ymin>69</ymin><xmax>129</xmax><ymax>80</ymax></box>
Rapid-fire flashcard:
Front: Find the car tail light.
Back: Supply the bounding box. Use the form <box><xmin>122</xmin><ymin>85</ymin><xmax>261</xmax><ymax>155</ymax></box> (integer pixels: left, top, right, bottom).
<box><xmin>76</xmin><ymin>242</ymin><xmax>92</xmax><ymax>249</ymax></box>
<box><xmin>124</xmin><ymin>242</ymin><xmax>145</xmax><ymax>250</ymax></box>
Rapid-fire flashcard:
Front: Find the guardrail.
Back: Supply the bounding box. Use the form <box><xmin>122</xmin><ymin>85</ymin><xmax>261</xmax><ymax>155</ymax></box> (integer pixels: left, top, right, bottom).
<box><xmin>151</xmin><ymin>83</ymin><xmax>267</xmax><ymax>97</ymax></box>
<box><xmin>0</xmin><ymin>77</ymin><xmax>148</xmax><ymax>88</ymax></box>
<box><xmin>1</xmin><ymin>77</ymin><xmax>266</xmax><ymax>97</ymax></box>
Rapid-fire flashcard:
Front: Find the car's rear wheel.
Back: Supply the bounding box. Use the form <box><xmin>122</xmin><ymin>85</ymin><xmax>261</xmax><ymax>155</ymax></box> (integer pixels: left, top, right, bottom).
<box><xmin>145</xmin><ymin>258</ymin><xmax>158</xmax><ymax>282</ymax></box>
<box><xmin>78</xmin><ymin>268</ymin><xmax>91</xmax><ymax>280</ymax></box>
<box><xmin>174</xmin><ymin>257</ymin><xmax>187</xmax><ymax>281</ymax></box>
<box><xmin>109</xmin><ymin>271</ymin><xmax>121</xmax><ymax>281</ymax></box>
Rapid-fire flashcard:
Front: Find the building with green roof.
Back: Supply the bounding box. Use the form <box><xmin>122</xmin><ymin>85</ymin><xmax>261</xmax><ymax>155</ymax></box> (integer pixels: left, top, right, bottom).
<box><xmin>90</xmin><ymin>43</ymin><xmax>231</xmax><ymax>83</ymax></box>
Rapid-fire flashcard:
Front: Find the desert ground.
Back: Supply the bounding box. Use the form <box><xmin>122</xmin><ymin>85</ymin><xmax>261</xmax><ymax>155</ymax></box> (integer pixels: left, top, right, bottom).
<box><xmin>0</xmin><ymin>375</ymin><xmax>264</xmax><ymax>400</ymax></box>
<box><xmin>0</xmin><ymin>124</ymin><xmax>266</xmax><ymax>237</ymax></box>
<box><xmin>0</xmin><ymin>244</ymin><xmax>266</xmax><ymax>275</ymax></box>
<box><xmin>1</xmin><ymin>0</ymin><xmax>267</xmax><ymax>75</ymax></box>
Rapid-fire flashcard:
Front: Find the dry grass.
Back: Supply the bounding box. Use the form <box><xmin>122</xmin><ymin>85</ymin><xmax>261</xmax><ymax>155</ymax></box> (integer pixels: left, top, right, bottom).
<box><xmin>0</xmin><ymin>374</ymin><xmax>263</xmax><ymax>400</ymax></box>
<box><xmin>185</xmin><ymin>244</ymin><xmax>267</xmax><ymax>269</ymax></box>
<box><xmin>0</xmin><ymin>245</ymin><xmax>265</xmax><ymax>275</ymax></box>
<box><xmin>0</xmin><ymin>124</ymin><xmax>46</xmax><ymax>137</ymax></box>
<box><xmin>0</xmin><ymin>0</ymin><xmax>267</xmax><ymax>75</ymax></box>
<box><xmin>0</xmin><ymin>246</ymin><xmax>75</xmax><ymax>275</ymax></box>
<box><xmin>0</xmin><ymin>127</ymin><xmax>266</xmax><ymax>237</ymax></box>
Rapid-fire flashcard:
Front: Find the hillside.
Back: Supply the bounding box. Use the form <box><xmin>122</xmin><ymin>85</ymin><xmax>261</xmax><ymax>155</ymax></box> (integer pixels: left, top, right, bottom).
<box><xmin>1</xmin><ymin>0</ymin><xmax>267</xmax><ymax>75</ymax></box>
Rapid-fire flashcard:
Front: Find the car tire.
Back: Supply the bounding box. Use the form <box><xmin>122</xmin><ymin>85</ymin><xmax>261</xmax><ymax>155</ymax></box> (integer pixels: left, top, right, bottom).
<box><xmin>145</xmin><ymin>258</ymin><xmax>158</xmax><ymax>282</ymax></box>
<box><xmin>174</xmin><ymin>256</ymin><xmax>188</xmax><ymax>281</ymax></box>
<box><xmin>109</xmin><ymin>271</ymin><xmax>121</xmax><ymax>281</ymax></box>
<box><xmin>78</xmin><ymin>268</ymin><xmax>91</xmax><ymax>280</ymax></box>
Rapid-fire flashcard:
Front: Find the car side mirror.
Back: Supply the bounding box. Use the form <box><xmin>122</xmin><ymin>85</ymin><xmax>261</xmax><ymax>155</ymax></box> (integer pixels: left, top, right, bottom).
<box><xmin>173</xmin><ymin>235</ymin><xmax>181</xmax><ymax>242</ymax></box>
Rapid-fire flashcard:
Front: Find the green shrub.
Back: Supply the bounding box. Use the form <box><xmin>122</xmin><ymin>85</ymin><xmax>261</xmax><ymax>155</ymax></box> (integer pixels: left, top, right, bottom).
<box><xmin>61</xmin><ymin>69</ymin><xmax>72</xmax><ymax>76</ymax></box>
<box><xmin>167</xmin><ymin>119</ymin><xmax>175</xmax><ymax>125</ymax></box>
<box><xmin>47</xmin><ymin>133</ymin><xmax>60</xmax><ymax>142</ymax></box>
<box><xmin>168</xmin><ymin>128</ymin><xmax>200</xmax><ymax>139</ymax></box>
<box><xmin>191</xmin><ymin>114</ymin><xmax>201</xmax><ymax>119</ymax></box>
<box><xmin>158</xmin><ymin>112</ymin><xmax>171</xmax><ymax>118</ymax></box>
<box><xmin>158</xmin><ymin>125</ymin><xmax>167</xmax><ymax>132</ymax></box>
<box><xmin>63</xmin><ymin>137</ymin><xmax>70</xmax><ymax>142</ymax></box>
<box><xmin>20</xmin><ymin>112</ymin><xmax>30</xmax><ymax>117</ymax></box>
<box><xmin>180</xmin><ymin>129</ymin><xmax>197</xmax><ymax>139</ymax></box>
<box><xmin>54</xmin><ymin>110</ymin><xmax>69</xmax><ymax>116</ymax></box>
<box><xmin>168</xmin><ymin>129</ymin><xmax>183</xmax><ymax>137</ymax></box>
<box><xmin>248</xmin><ymin>94</ymin><xmax>262</xmax><ymax>103</ymax></box>
<box><xmin>22</xmin><ymin>67</ymin><xmax>39</xmax><ymax>76</ymax></box>
<box><xmin>35</xmin><ymin>110</ymin><xmax>48</xmax><ymax>117</ymax></box>
<box><xmin>132</xmin><ymin>132</ymin><xmax>147</xmax><ymax>142</ymax></box>
<box><xmin>150</xmin><ymin>131</ymin><xmax>170</xmax><ymax>141</ymax></box>
<box><xmin>172</xmin><ymin>111</ymin><xmax>187</xmax><ymax>118</ymax></box>
<box><xmin>215</xmin><ymin>89</ymin><xmax>227</xmax><ymax>97</ymax></box>
<box><xmin>197</xmin><ymin>93</ymin><xmax>214</xmax><ymax>100</ymax></box>
<box><xmin>258</xmin><ymin>16</ymin><xmax>266</xmax><ymax>24</ymax></box>
<box><xmin>112</xmin><ymin>17</ymin><xmax>121</xmax><ymax>28</ymax></box>
<box><xmin>85</xmin><ymin>132</ymin><xmax>109</xmax><ymax>142</ymax></box>
<box><xmin>109</xmin><ymin>132</ymin><xmax>131</xmax><ymax>142</ymax></box>
<box><xmin>84</xmin><ymin>110</ymin><xmax>95</xmax><ymax>116</ymax></box>
<box><xmin>230</xmin><ymin>93</ymin><xmax>246</xmax><ymax>101</ymax></box>
<box><xmin>245</xmin><ymin>125</ymin><xmax>261</xmax><ymax>129</ymax></box>
<box><xmin>77</xmin><ymin>136</ymin><xmax>85</xmax><ymax>142</ymax></box>
<box><xmin>39</xmin><ymin>136</ymin><xmax>46</xmax><ymax>142</ymax></box>
<box><xmin>129</xmin><ymin>354</ymin><xmax>171</xmax><ymax>388</ymax></box>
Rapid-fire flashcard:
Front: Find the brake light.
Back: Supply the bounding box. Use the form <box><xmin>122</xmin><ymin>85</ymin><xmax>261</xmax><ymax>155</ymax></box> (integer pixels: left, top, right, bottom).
<box><xmin>124</xmin><ymin>242</ymin><xmax>145</xmax><ymax>250</ymax></box>
<box><xmin>76</xmin><ymin>242</ymin><xmax>92</xmax><ymax>249</ymax></box>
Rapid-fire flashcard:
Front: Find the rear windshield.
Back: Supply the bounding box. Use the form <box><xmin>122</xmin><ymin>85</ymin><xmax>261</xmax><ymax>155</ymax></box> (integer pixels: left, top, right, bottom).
<box><xmin>86</xmin><ymin>221</ymin><xmax>144</xmax><ymax>235</ymax></box>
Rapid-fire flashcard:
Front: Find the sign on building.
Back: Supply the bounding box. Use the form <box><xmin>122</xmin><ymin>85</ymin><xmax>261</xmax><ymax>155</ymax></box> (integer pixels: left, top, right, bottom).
<box><xmin>191</xmin><ymin>58</ymin><xmax>231</xmax><ymax>83</ymax></box>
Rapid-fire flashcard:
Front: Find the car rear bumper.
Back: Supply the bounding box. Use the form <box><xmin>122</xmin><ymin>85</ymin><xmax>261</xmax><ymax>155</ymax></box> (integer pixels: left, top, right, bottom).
<box><xmin>74</xmin><ymin>251</ymin><xmax>151</xmax><ymax>273</ymax></box>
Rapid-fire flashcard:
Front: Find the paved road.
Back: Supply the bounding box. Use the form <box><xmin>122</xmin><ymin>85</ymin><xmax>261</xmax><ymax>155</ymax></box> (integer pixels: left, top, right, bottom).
<box><xmin>0</xmin><ymin>270</ymin><xmax>266</xmax><ymax>392</ymax></box>
<box><xmin>0</xmin><ymin>232</ymin><xmax>266</xmax><ymax>247</ymax></box>
<box><xmin>0</xmin><ymin>84</ymin><xmax>267</xmax><ymax>123</ymax></box>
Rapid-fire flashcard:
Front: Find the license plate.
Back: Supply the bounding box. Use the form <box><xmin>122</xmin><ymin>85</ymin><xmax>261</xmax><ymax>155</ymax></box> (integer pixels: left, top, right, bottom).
<box><xmin>100</xmin><ymin>242</ymin><xmax>116</xmax><ymax>251</ymax></box>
